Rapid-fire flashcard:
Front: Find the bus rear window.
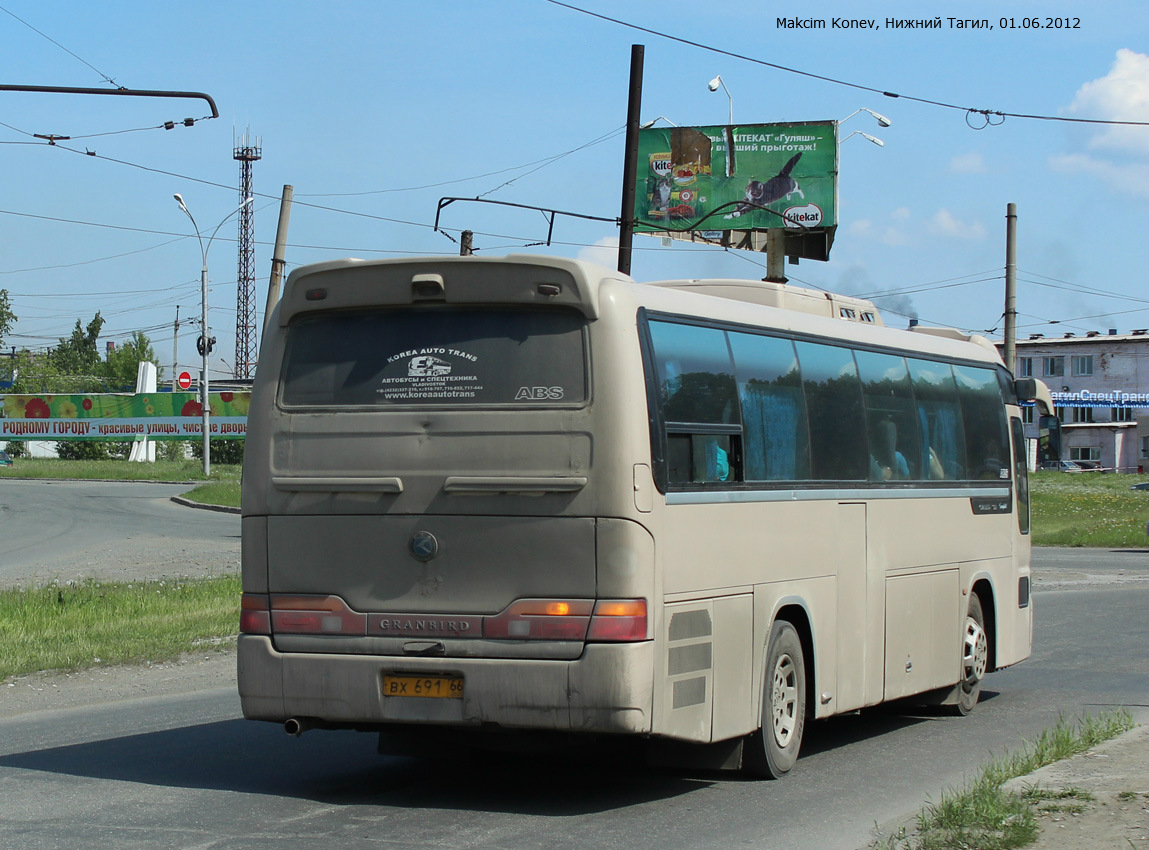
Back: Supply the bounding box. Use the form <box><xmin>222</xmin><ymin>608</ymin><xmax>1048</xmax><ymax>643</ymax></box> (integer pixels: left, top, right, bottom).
<box><xmin>281</xmin><ymin>308</ymin><xmax>587</xmax><ymax>406</ymax></box>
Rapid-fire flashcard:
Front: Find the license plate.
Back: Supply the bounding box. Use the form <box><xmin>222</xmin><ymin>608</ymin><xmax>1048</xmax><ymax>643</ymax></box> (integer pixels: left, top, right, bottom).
<box><xmin>383</xmin><ymin>674</ymin><xmax>463</xmax><ymax>699</ymax></box>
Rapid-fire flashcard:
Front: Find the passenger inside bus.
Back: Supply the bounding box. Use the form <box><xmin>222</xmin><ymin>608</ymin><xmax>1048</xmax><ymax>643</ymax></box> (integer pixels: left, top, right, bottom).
<box><xmin>870</xmin><ymin>419</ymin><xmax>910</xmax><ymax>481</ymax></box>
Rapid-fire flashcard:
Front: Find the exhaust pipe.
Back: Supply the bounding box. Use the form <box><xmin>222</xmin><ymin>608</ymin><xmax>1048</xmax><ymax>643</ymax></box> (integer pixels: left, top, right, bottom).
<box><xmin>284</xmin><ymin>717</ymin><xmax>313</xmax><ymax>737</ymax></box>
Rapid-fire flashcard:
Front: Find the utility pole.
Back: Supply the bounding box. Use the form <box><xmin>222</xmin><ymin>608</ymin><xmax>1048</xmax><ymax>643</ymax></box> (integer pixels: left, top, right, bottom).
<box><xmin>617</xmin><ymin>44</ymin><xmax>644</xmax><ymax>276</ymax></box>
<box><xmin>264</xmin><ymin>185</ymin><xmax>293</xmax><ymax>333</ymax></box>
<box><xmin>460</xmin><ymin>230</ymin><xmax>474</xmax><ymax>256</ymax></box>
<box><xmin>172</xmin><ymin>305</ymin><xmax>180</xmax><ymax>388</ymax></box>
<box><xmin>1004</xmin><ymin>203</ymin><xmax>1018</xmax><ymax>374</ymax></box>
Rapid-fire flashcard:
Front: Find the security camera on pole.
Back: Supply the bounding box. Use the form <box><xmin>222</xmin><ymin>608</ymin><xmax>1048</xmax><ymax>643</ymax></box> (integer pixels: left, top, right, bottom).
<box><xmin>173</xmin><ymin>193</ymin><xmax>253</xmax><ymax>476</ymax></box>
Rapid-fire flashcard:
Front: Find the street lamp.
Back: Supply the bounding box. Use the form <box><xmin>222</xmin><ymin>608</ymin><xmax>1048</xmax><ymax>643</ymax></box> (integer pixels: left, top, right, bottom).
<box><xmin>840</xmin><ymin>131</ymin><xmax>886</xmax><ymax>147</ymax></box>
<box><xmin>839</xmin><ymin>106</ymin><xmax>892</xmax><ymax>128</ymax></box>
<box><xmin>707</xmin><ymin>75</ymin><xmax>733</xmax><ymax>125</ymax></box>
<box><xmin>173</xmin><ymin>193</ymin><xmax>253</xmax><ymax>476</ymax></box>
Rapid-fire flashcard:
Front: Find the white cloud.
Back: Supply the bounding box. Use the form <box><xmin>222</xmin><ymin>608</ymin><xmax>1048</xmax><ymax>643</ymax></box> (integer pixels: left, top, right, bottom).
<box><xmin>577</xmin><ymin>236</ymin><xmax>619</xmax><ymax>270</ymax></box>
<box><xmin>1066</xmin><ymin>48</ymin><xmax>1149</xmax><ymax>156</ymax></box>
<box><xmin>1054</xmin><ymin>50</ymin><xmax>1149</xmax><ymax>197</ymax></box>
<box><xmin>949</xmin><ymin>153</ymin><xmax>986</xmax><ymax>174</ymax></box>
<box><xmin>880</xmin><ymin>227</ymin><xmax>909</xmax><ymax>247</ymax></box>
<box><xmin>850</xmin><ymin>212</ymin><xmax>908</xmax><ymax>246</ymax></box>
<box><xmin>1049</xmin><ymin>152</ymin><xmax>1149</xmax><ymax>198</ymax></box>
<box><xmin>929</xmin><ymin>209</ymin><xmax>986</xmax><ymax>240</ymax></box>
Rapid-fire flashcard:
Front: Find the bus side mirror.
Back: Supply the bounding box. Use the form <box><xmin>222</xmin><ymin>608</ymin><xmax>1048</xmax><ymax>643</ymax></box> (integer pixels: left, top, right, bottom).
<box><xmin>1014</xmin><ymin>377</ymin><xmax>1037</xmax><ymax>401</ymax></box>
<box><xmin>1037</xmin><ymin>414</ymin><xmax>1062</xmax><ymax>464</ymax></box>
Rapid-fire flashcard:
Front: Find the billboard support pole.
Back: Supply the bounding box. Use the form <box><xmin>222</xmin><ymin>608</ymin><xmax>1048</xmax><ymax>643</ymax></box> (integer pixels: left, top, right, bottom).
<box><xmin>765</xmin><ymin>229</ymin><xmax>787</xmax><ymax>283</ymax></box>
<box><xmin>618</xmin><ymin>44</ymin><xmax>644</xmax><ymax>276</ymax></box>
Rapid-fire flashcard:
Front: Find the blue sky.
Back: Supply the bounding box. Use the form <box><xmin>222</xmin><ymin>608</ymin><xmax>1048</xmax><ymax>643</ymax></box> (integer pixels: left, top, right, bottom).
<box><xmin>1</xmin><ymin>0</ymin><xmax>1146</xmax><ymax>380</ymax></box>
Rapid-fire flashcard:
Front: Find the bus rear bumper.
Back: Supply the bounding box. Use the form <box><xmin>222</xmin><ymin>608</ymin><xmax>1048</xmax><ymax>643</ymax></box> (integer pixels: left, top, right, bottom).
<box><xmin>237</xmin><ymin>635</ymin><xmax>654</xmax><ymax>735</ymax></box>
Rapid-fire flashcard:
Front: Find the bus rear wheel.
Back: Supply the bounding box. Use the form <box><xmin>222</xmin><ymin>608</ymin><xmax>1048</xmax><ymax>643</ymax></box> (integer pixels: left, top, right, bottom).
<box><xmin>952</xmin><ymin>593</ymin><xmax>988</xmax><ymax>716</ymax></box>
<box><xmin>743</xmin><ymin>620</ymin><xmax>806</xmax><ymax>778</ymax></box>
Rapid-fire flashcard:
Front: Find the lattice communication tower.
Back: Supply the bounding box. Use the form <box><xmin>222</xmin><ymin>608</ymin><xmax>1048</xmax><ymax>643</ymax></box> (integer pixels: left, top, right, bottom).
<box><xmin>234</xmin><ymin>134</ymin><xmax>262</xmax><ymax>379</ymax></box>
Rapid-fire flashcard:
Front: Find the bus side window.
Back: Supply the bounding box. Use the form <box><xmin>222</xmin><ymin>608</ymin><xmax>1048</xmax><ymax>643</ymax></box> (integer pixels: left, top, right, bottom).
<box><xmin>954</xmin><ymin>364</ymin><xmax>1011</xmax><ymax>482</ymax></box>
<box><xmin>667</xmin><ymin>432</ymin><xmax>739</xmax><ymax>484</ymax></box>
<box><xmin>728</xmin><ymin>332</ymin><xmax>810</xmax><ymax>481</ymax></box>
<box><xmin>908</xmin><ymin>359</ymin><xmax>966</xmax><ymax>480</ymax></box>
<box><xmin>794</xmin><ymin>341</ymin><xmax>869</xmax><ymax>481</ymax></box>
<box><xmin>856</xmin><ymin>350</ymin><xmax>922</xmax><ymax>482</ymax></box>
<box><xmin>649</xmin><ymin>321</ymin><xmax>743</xmax><ymax>488</ymax></box>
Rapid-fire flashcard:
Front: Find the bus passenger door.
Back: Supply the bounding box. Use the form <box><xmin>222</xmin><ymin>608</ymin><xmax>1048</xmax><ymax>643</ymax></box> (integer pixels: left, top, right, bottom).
<box><xmin>834</xmin><ymin>502</ymin><xmax>875</xmax><ymax>714</ymax></box>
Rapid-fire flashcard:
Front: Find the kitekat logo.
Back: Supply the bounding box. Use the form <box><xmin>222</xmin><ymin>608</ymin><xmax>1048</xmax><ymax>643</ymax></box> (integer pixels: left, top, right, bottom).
<box><xmin>783</xmin><ymin>204</ymin><xmax>823</xmax><ymax>227</ymax></box>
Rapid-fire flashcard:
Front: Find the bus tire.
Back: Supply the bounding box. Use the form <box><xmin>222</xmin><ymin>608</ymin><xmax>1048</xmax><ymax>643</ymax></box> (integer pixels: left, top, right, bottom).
<box><xmin>743</xmin><ymin>620</ymin><xmax>806</xmax><ymax>779</ymax></box>
<box><xmin>952</xmin><ymin>593</ymin><xmax>988</xmax><ymax>716</ymax></box>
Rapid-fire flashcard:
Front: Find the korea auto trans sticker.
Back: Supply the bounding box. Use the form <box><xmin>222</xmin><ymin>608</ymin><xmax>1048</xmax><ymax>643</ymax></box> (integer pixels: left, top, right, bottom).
<box><xmin>378</xmin><ymin>348</ymin><xmax>483</xmax><ymax>401</ymax></box>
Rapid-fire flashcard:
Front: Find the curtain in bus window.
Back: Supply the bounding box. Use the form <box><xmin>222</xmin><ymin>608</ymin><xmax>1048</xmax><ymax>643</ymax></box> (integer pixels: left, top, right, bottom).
<box><xmin>728</xmin><ymin>332</ymin><xmax>810</xmax><ymax>480</ymax></box>
<box><xmin>907</xmin><ymin>359</ymin><xmax>966</xmax><ymax>480</ymax></box>
<box><xmin>648</xmin><ymin>322</ymin><xmax>737</xmax><ymax>424</ymax></box>
<box><xmin>855</xmin><ymin>350</ymin><xmax>922</xmax><ymax>481</ymax></box>
<box><xmin>794</xmin><ymin>341</ymin><xmax>868</xmax><ymax>481</ymax></box>
<box><xmin>953</xmin><ymin>364</ymin><xmax>1011</xmax><ymax>481</ymax></box>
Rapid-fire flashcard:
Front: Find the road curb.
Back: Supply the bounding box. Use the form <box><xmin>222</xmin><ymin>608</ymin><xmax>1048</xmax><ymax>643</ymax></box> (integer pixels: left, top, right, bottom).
<box><xmin>169</xmin><ymin>495</ymin><xmax>240</xmax><ymax>514</ymax></box>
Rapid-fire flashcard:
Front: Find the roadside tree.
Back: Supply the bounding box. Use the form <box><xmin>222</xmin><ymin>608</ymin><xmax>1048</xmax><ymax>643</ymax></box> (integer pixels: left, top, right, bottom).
<box><xmin>105</xmin><ymin>331</ymin><xmax>162</xmax><ymax>389</ymax></box>
<box><xmin>0</xmin><ymin>288</ymin><xmax>14</xmax><ymax>350</ymax></box>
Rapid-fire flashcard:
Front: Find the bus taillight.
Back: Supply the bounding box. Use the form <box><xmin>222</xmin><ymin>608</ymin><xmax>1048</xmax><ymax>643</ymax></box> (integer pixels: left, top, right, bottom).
<box><xmin>482</xmin><ymin>599</ymin><xmax>593</xmax><ymax>640</ymax></box>
<box><xmin>587</xmin><ymin>599</ymin><xmax>649</xmax><ymax>642</ymax></box>
<box><xmin>240</xmin><ymin>593</ymin><xmax>271</xmax><ymax>635</ymax></box>
<box><xmin>269</xmin><ymin>595</ymin><xmax>368</xmax><ymax>636</ymax></box>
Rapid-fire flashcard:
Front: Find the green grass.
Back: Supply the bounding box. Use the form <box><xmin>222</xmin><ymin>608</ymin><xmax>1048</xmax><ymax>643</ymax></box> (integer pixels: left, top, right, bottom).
<box><xmin>877</xmin><ymin>710</ymin><xmax>1136</xmax><ymax>850</ymax></box>
<box><xmin>0</xmin><ymin>457</ymin><xmax>240</xmax><ymax>483</ymax></box>
<box><xmin>180</xmin><ymin>480</ymin><xmax>242</xmax><ymax>508</ymax></box>
<box><xmin>1030</xmin><ymin>470</ymin><xmax>1149</xmax><ymax>547</ymax></box>
<box><xmin>5</xmin><ymin>460</ymin><xmax>1147</xmax><ymax>547</ymax></box>
<box><xmin>0</xmin><ymin>575</ymin><xmax>241</xmax><ymax>682</ymax></box>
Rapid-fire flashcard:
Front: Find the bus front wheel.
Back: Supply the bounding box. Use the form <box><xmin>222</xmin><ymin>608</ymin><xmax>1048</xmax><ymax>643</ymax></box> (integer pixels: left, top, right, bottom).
<box><xmin>952</xmin><ymin>593</ymin><xmax>988</xmax><ymax>716</ymax></box>
<box><xmin>743</xmin><ymin>620</ymin><xmax>806</xmax><ymax>778</ymax></box>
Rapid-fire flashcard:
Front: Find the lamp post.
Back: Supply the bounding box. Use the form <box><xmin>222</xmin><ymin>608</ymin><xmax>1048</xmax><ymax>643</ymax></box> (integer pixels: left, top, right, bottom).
<box><xmin>173</xmin><ymin>193</ymin><xmax>253</xmax><ymax>476</ymax></box>
<box><xmin>839</xmin><ymin>106</ymin><xmax>892</xmax><ymax>128</ymax></box>
<box><xmin>840</xmin><ymin>130</ymin><xmax>886</xmax><ymax>147</ymax></box>
<box><xmin>707</xmin><ymin>75</ymin><xmax>733</xmax><ymax>125</ymax></box>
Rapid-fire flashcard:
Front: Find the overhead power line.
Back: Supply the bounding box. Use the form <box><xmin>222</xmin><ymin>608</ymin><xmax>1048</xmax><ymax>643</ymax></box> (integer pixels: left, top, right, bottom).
<box><xmin>0</xmin><ymin>3</ymin><xmax>122</xmax><ymax>88</ymax></box>
<box><xmin>544</xmin><ymin>0</ymin><xmax>1149</xmax><ymax>128</ymax></box>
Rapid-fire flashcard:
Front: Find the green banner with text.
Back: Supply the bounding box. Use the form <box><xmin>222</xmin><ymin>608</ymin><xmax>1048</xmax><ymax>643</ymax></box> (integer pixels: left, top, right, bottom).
<box><xmin>1</xmin><ymin>392</ymin><xmax>250</xmax><ymax>440</ymax></box>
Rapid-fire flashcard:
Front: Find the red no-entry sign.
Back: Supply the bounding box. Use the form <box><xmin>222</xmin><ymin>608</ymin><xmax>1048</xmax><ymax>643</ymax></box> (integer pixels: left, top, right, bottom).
<box><xmin>177</xmin><ymin>371</ymin><xmax>193</xmax><ymax>390</ymax></box>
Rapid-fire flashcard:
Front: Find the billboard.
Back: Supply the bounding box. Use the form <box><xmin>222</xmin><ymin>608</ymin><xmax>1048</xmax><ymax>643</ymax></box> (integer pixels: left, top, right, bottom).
<box><xmin>0</xmin><ymin>392</ymin><xmax>250</xmax><ymax>440</ymax></box>
<box><xmin>634</xmin><ymin>121</ymin><xmax>838</xmax><ymax>260</ymax></box>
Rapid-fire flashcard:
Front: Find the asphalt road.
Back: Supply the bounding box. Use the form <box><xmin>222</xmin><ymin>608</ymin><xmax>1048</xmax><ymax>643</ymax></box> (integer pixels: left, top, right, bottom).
<box><xmin>0</xmin><ymin>582</ymin><xmax>1144</xmax><ymax>850</ymax></box>
<box><xmin>0</xmin><ymin>483</ymin><xmax>1145</xmax><ymax>849</ymax></box>
<box><xmin>0</xmin><ymin>479</ymin><xmax>240</xmax><ymax>587</ymax></box>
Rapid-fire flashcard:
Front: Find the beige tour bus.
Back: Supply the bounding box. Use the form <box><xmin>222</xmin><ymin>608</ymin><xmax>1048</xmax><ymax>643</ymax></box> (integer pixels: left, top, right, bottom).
<box><xmin>238</xmin><ymin>254</ymin><xmax>1053</xmax><ymax>777</ymax></box>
